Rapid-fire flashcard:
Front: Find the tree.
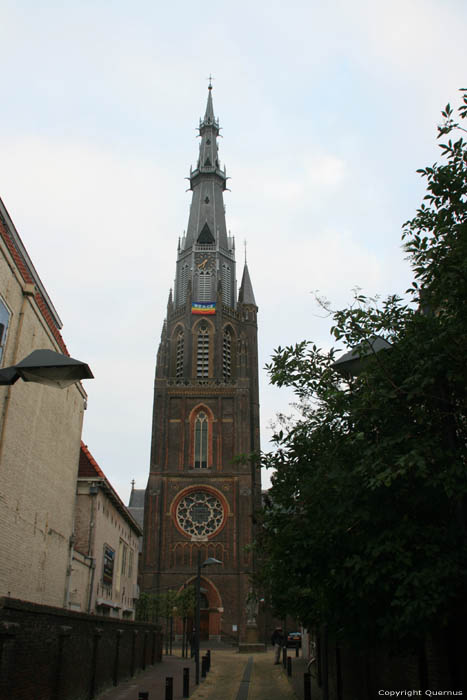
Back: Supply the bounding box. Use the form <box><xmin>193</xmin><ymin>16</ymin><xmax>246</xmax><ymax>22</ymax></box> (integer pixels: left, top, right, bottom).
<box><xmin>256</xmin><ymin>91</ymin><xmax>467</xmax><ymax>651</ymax></box>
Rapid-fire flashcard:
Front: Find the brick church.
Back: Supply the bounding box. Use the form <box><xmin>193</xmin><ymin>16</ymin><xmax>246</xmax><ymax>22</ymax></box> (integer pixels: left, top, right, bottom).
<box><xmin>140</xmin><ymin>84</ymin><xmax>261</xmax><ymax>643</ymax></box>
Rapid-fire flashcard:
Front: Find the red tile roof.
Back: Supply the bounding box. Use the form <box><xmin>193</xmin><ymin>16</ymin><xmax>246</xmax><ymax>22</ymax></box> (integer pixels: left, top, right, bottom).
<box><xmin>0</xmin><ymin>206</ymin><xmax>69</xmax><ymax>355</ymax></box>
<box><xmin>79</xmin><ymin>443</ymin><xmax>142</xmax><ymax>535</ymax></box>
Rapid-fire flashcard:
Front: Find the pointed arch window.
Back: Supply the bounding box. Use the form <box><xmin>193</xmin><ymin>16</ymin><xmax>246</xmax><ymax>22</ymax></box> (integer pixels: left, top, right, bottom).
<box><xmin>223</xmin><ymin>328</ymin><xmax>232</xmax><ymax>380</ymax></box>
<box><xmin>194</xmin><ymin>412</ymin><xmax>209</xmax><ymax>468</ymax></box>
<box><xmin>196</xmin><ymin>325</ymin><xmax>210</xmax><ymax>378</ymax></box>
<box><xmin>175</xmin><ymin>330</ymin><xmax>184</xmax><ymax>377</ymax></box>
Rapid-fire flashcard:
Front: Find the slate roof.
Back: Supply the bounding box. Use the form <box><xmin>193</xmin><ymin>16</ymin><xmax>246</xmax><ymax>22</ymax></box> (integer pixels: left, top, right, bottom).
<box><xmin>128</xmin><ymin>488</ymin><xmax>145</xmax><ymax>529</ymax></box>
<box><xmin>238</xmin><ymin>263</ymin><xmax>257</xmax><ymax>306</ymax></box>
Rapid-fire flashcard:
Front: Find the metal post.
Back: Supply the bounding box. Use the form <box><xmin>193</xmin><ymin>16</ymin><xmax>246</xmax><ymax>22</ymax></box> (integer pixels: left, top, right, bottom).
<box><xmin>183</xmin><ymin>667</ymin><xmax>190</xmax><ymax>698</ymax></box>
<box><xmin>201</xmin><ymin>655</ymin><xmax>207</xmax><ymax>678</ymax></box>
<box><xmin>322</xmin><ymin>624</ymin><xmax>329</xmax><ymax>700</ymax></box>
<box><xmin>287</xmin><ymin>656</ymin><xmax>292</xmax><ymax>676</ymax></box>
<box><xmin>195</xmin><ymin>549</ymin><xmax>201</xmax><ymax>685</ymax></box>
<box><xmin>165</xmin><ymin>677</ymin><xmax>173</xmax><ymax>700</ymax></box>
<box><xmin>113</xmin><ymin>630</ymin><xmax>123</xmax><ymax>686</ymax></box>
<box><xmin>206</xmin><ymin>649</ymin><xmax>211</xmax><ymax>671</ymax></box>
<box><xmin>282</xmin><ymin>645</ymin><xmax>287</xmax><ymax>668</ymax></box>
<box><xmin>295</xmin><ymin>641</ymin><xmax>299</xmax><ymax>657</ymax></box>
<box><xmin>131</xmin><ymin>630</ymin><xmax>138</xmax><ymax>677</ymax></box>
<box><xmin>142</xmin><ymin>630</ymin><xmax>148</xmax><ymax>670</ymax></box>
<box><xmin>304</xmin><ymin>672</ymin><xmax>311</xmax><ymax>700</ymax></box>
<box><xmin>336</xmin><ymin>644</ymin><xmax>343</xmax><ymax>700</ymax></box>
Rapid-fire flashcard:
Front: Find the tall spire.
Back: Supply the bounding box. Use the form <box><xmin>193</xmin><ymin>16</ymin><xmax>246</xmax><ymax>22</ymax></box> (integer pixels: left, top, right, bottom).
<box><xmin>204</xmin><ymin>77</ymin><xmax>215</xmax><ymax>123</ymax></box>
<box><xmin>174</xmin><ymin>86</ymin><xmax>236</xmax><ymax>309</ymax></box>
<box><xmin>182</xmin><ymin>85</ymin><xmax>229</xmax><ymax>251</ymax></box>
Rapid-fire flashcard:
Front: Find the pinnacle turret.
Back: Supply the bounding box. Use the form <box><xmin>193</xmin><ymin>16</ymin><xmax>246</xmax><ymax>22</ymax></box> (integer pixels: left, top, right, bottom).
<box><xmin>238</xmin><ymin>263</ymin><xmax>257</xmax><ymax>306</ymax></box>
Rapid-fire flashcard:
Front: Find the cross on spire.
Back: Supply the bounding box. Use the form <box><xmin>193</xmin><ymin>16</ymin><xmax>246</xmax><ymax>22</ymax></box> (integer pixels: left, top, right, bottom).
<box><xmin>207</xmin><ymin>74</ymin><xmax>214</xmax><ymax>90</ymax></box>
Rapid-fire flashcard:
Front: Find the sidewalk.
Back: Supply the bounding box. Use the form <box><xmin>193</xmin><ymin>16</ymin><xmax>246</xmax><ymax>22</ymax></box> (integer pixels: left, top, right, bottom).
<box><xmin>97</xmin><ymin>644</ymin><xmax>318</xmax><ymax>700</ymax></box>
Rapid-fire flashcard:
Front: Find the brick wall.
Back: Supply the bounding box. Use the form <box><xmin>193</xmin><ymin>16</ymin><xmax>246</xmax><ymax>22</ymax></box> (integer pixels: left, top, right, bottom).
<box><xmin>0</xmin><ymin>597</ymin><xmax>162</xmax><ymax>700</ymax></box>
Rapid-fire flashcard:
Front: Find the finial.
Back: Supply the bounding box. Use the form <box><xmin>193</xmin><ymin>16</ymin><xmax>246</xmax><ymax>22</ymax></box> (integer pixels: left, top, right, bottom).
<box><xmin>207</xmin><ymin>74</ymin><xmax>214</xmax><ymax>90</ymax></box>
<box><xmin>131</xmin><ymin>479</ymin><xmax>135</xmax><ymax>491</ymax></box>
<box><xmin>244</xmin><ymin>239</ymin><xmax>247</xmax><ymax>264</ymax></box>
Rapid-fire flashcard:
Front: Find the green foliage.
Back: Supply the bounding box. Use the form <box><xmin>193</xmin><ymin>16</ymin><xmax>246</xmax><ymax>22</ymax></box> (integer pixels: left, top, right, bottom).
<box><xmin>135</xmin><ymin>586</ymin><xmax>196</xmax><ymax>623</ymax></box>
<box><xmin>177</xmin><ymin>585</ymin><xmax>196</xmax><ymax>618</ymax></box>
<box><xmin>256</xmin><ymin>91</ymin><xmax>467</xmax><ymax>650</ymax></box>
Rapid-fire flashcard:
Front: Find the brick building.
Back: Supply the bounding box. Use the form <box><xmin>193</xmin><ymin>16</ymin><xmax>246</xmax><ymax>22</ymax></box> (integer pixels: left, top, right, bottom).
<box><xmin>69</xmin><ymin>443</ymin><xmax>142</xmax><ymax>618</ymax></box>
<box><xmin>141</xmin><ymin>85</ymin><xmax>261</xmax><ymax>643</ymax></box>
<box><xmin>0</xmin><ymin>197</ymin><xmax>88</xmax><ymax>607</ymax></box>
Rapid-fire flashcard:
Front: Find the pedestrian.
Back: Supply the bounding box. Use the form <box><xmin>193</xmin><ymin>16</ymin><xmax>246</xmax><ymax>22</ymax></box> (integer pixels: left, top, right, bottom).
<box><xmin>271</xmin><ymin>627</ymin><xmax>284</xmax><ymax>664</ymax></box>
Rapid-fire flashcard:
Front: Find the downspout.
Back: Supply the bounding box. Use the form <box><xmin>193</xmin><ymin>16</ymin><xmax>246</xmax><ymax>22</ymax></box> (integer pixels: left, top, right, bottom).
<box><xmin>87</xmin><ymin>486</ymin><xmax>98</xmax><ymax>613</ymax></box>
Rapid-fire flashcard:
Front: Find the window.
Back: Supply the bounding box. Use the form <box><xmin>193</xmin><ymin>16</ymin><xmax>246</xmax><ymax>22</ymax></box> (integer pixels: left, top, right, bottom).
<box><xmin>176</xmin><ymin>490</ymin><xmax>224</xmax><ymax>536</ymax></box>
<box><xmin>176</xmin><ymin>330</ymin><xmax>184</xmax><ymax>377</ymax></box>
<box><xmin>102</xmin><ymin>545</ymin><xmax>115</xmax><ymax>586</ymax></box>
<box><xmin>0</xmin><ymin>299</ymin><xmax>11</xmax><ymax>365</ymax></box>
<box><xmin>196</xmin><ymin>326</ymin><xmax>210</xmax><ymax>378</ymax></box>
<box><xmin>194</xmin><ymin>412</ymin><xmax>209</xmax><ymax>468</ymax></box>
<box><xmin>121</xmin><ymin>542</ymin><xmax>127</xmax><ymax>577</ymax></box>
<box><xmin>223</xmin><ymin>328</ymin><xmax>232</xmax><ymax>380</ymax></box>
<box><xmin>128</xmin><ymin>550</ymin><xmax>134</xmax><ymax>579</ymax></box>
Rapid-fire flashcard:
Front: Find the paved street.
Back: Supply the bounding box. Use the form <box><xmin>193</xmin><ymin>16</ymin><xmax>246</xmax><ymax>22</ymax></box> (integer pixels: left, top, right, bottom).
<box><xmin>97</xmin><ymin>643</ymin><xmax>319</xmax><ymax>700</ymax></box>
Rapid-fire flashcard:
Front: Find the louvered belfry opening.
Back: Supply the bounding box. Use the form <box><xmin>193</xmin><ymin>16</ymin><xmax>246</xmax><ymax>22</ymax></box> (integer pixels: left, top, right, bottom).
<box><xmin>196</xmin><ymin>324</ymin><xmax>210</xmax><ymax>377</ymax></box>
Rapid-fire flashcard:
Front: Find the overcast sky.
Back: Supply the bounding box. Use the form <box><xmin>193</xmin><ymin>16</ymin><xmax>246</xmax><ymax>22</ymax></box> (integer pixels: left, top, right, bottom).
<box><xmin>1</xmin><ymin>0</ymin><xmax>466</xmax><ymax>500</ymax></box>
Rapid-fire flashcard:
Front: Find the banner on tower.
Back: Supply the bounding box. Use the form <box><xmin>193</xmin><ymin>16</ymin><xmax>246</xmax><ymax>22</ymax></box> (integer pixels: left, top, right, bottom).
<box><xmin>192</xmin><ymin>302</ymin><xmax>216</xmax><ymax>315</ymax></box>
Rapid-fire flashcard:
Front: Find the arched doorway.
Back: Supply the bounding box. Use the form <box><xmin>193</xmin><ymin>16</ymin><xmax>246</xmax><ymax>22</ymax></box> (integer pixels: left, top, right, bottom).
<box><xmin>178</xmin><ymin>576</ymin><xmax>223</xmax><ymax>641</ymax></box>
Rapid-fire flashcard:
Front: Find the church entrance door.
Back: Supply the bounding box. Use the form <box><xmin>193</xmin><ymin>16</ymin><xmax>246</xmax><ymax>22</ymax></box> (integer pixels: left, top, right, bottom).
<box><xmin>200</xmin><ymin>611</ymin><xmax>209</xmax><ymax>640</ymax></box>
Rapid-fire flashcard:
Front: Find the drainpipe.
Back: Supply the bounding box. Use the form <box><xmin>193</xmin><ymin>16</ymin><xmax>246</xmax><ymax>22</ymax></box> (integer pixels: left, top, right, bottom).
<box><xmin>87</xmin><ymin>485</ymin><xmax>98</xmax><ymax>612</ymax></box>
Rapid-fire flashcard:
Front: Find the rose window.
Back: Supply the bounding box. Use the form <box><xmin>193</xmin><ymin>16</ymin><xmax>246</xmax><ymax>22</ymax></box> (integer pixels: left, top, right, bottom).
<box><xmin>176</xmin><ymin>491</ymin><xmax>224</xmax><ymax>538</ymax></box>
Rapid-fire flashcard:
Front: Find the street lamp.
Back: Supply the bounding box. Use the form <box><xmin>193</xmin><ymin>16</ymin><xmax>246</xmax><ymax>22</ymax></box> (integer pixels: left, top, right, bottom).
<box><xmin>0</xmin><ymin>349</ymin><xmax>94</xmax><ymax>388</ymax></box>
<box><xmin>195</xmin><ymin>552</ymin><xmax>222</xmax><ymax>685</ymax></box>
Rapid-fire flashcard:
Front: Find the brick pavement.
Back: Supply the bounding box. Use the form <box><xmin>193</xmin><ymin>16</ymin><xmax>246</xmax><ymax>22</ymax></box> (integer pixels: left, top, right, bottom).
<box><xmin>97</xmin><ymin>643</ymin><xmax>320</xmax><ymax>700</ymax></box>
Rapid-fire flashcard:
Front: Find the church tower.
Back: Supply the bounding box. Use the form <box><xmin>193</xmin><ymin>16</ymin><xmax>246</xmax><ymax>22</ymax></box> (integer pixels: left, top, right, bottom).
<box><xmin>142</xmin><ymin>85</ymin><xmax>261</xmax><ymax>642</ymax></box>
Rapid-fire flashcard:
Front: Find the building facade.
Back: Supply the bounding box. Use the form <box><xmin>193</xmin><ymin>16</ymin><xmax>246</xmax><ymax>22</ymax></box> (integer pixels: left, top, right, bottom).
<box><xmin>69</xmin><ymin>443</ymin><xmax>142</xmax><ymax>618</ymax></box>
<box><xmin>0</xmin><ymin>197</ymin><xmax>87</xmax><ymax>608</ymax></box>
<box><xmin>141</xmin><ymin>86</ymin><xmax>261</xmax><ymax>642</ymax></box>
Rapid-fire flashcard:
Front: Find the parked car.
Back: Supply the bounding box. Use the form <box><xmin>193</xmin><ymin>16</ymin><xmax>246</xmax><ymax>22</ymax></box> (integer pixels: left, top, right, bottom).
<box><xmin>286</xmin><ymin>631</ymin><xmax>301</xmax><ymax>648</ymax></box>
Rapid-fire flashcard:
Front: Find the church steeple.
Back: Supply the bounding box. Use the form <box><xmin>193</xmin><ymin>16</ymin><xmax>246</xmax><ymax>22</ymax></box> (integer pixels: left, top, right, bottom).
<box><xmin>144</xmin><ymin>87</ymin><xmax>261</xmax><ymax>646</ymax></box>
<box><xmin>175</xmin><ymin>86</ymin><xmax>236</xmax><ymax>309</ymax></box>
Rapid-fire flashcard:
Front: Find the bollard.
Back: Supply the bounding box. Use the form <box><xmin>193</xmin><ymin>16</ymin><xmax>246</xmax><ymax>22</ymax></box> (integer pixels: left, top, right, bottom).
<box><xmin>287</xmin><ymin>656</ymin><xmax>292</xmax><ymax>677</ymax></box>
<box><xmin>282</xmin><ymin>645</ymin><xmax>287</xmax><ymax>668</ymax></box>
<box><xmin>295</xmin><ymin>642</ymin><xmax>299</xmax><ymax>658</ymax></box>
<box><xmin>304</xmin><ymin>672</ymin><xmax>311</xmax><ymax>700</ymax></box>
<box><xmin>138</xmin><ymin>693</ymin><xmax>149</xmax><ymax>700</ymax></box>
<box><xmin>165</xmin><ymin>677</ymin><xmax>173</xmax><ymax>700</ymax></box>
<box><xmin>201</xmin><ymin>655</ymin><xmax>207</xmax><ymax>678</ymax></box>
<box><xmin>206</xmin><ymin>648</ymin><xmax>211</xmax><ymax>671</ymax></box>
<box><xmin>183</xmin><ymin>667</ymin><xmax>190</xmax><ymax>698</ymax></box>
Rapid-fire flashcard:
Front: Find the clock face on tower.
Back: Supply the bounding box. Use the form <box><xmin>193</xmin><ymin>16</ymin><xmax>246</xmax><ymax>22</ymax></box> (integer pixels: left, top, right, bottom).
<box><xmin>175</xmin><ymin>489</ymin><xmax>225</xmax><ymax>540</ymax></box>
<box><xmin>195</xmin><ymin>253</ymin><xmax>215</xmax><ymax>271</ymax></box>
